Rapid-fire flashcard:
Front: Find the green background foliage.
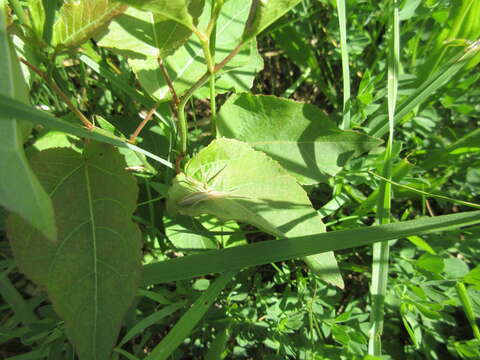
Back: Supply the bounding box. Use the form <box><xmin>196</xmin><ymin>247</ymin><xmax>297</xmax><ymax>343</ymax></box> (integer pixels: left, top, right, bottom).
<box><xmin>0</xmin><ymin>0</ymin><xmax>479</xmax><ymax>359</ymax></box>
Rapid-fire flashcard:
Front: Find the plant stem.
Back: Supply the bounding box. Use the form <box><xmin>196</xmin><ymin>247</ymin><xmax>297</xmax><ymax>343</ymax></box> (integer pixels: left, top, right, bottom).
<box><xmin>158</xmin><ymin>57</ymin><xmax>179</xmax><ymax>108</ymax></box>
<box><xmin>368</xmin><ymin>0</ymin><xmax>399</xmax><ymax>356</ymax></box>
<box><xmin>176</xmin><ymin>39</ymin><xmax>243</xmax><ymax>155</ymax></box>
<box><xmin>20</xmin><ymin>58</ymin><xmax>94</xmax><ymax>130</ymax></box>
<box><xmin>455</xmin><ymin>282</ymin><xmax>480</xmax><ymax>340</ymax></box>
<box><xmin>336</xmin><ymin>0</ymin><xmax>351</xmax><ymax>130</ymax></box>
<box><xmin>207</xmin><ymin>0</ymin><xmax>221</xmax><ymax>135</ymax></box>
<box><xmin>129</xmin><ymin>102</ymin><xmax>159</xmax><ymax>144</ymax></box>
<box><xmin>8</xmin><ymin>0</ymin><xmax>27</xmax><ymax>25</ymax></box>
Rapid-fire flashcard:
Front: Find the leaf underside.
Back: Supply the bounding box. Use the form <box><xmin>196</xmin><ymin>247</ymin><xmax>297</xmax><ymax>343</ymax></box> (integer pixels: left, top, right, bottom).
<box><xmin>7</xmin><ymin>143</ymin><xmax>142</xmax><ymax>360</ymax></box>
<box><xmin>167</xmin><ymin>138</ymin><xmax>343</xmax><ymax>287</ymax></box>
<box><xmin>53</xmin><ymin>0</ymin><xmax>128</xmax><ymax>49</ymax></box>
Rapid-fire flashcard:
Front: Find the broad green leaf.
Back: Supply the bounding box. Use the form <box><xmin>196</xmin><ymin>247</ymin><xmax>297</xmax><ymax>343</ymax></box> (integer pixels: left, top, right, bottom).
<box><xmin>167</xmin><ymin>138</ymin><xmax>343</xmax><ymax>287</ymax></box>
<box><xmin>97</xmin><ymin>7</ymin><xmax>192</xmax><ymax>59</ymax></box>
<box><xmin>0</xmin><ymin>4</ymin><xmax>56</xmax><ymax>241</ymax></box>
<box><xmin>7</xmin><ymin>143</ymin><xmax>142</xmax><ymax>360</ymax></box>
<box><xmin>142</xmin><ymin>210</ymin><xmax>480</xmax><ymax>285</ymax></box>
<box><xmin>164</xmin><ymin>215</ymin><xmax>217</xmax><ymax>251</ymax></box>
<box><xmin>52</xmin><ymin>0</ymin><xmax>128</xmax><ymax>49</ymax></box>
<box><xmin>242</xmin><ymin>0</ymin><xmax>302</xmax><ymax>41</ymax></box>
<box><xmin>115</xmin><ymin>0</ymin><xmax>205</xmax><ymax>30</ymax></box>
<box><xmin>415</xmin><ymin>254</ymin><xmax>444</xmax><ymax>274</ymax></box>
<box><xmin>217</xmin><ymin>94</ymin><xmax>382</xmax><ymax>184</ymax></box>
<box><xmin>121</xmin><ymin>0</ymin><xmax>263</xmax><ymax>102</ymax></box>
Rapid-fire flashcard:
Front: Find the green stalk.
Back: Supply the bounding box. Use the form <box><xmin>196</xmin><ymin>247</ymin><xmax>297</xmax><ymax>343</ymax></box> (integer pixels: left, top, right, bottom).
<box><xmin>336</xmin><ymin>0</ymin><xmax>351</xmax><ymax>130</ymax></box>
<box><xmin>209</xmin><ymin>31</ymin><xmax>217</xmax><ymax>134</ymax></box>
<box><xmin>176</xmin><ymin>1</ymin><xmax>225</xmax><ymax>154</ymax></box>
<box><xmin>368</xmin><ymin>0</ymin><xmax>399</xmax><ymax>355</ymax></box>
<box><xmin>8</xmin><ymin>0</ymin><xmax>27</xmax><ymax>25</ymax></box>
<box><xmin>455</xmin><ymin>282</ymin><xmax>480</xmax><ymax>340</ymax></box>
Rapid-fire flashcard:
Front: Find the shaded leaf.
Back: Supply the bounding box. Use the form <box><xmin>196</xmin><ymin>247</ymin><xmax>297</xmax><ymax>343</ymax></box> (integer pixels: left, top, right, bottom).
<box><xmin>0</xmin><ymin>5</ymin><xmax>56</xmax><ymax>241</ymax></box>
<box><xmin>97</xmin><ymin>6</ymin><xmax>192</xmax><ymax>59</ymax></box>
<box><xmin>124</xmin><ymin>0</ymin><xmax>262</xmax><ymax>102</ymax></box>
<box><xmin>165</xmin><ymin>215</ymin><xmax>217</xmax><ymax>252</ymax></box>
<box><xmin>7</xmin><ymin>143</ymin><xmax>142</xmax><ymax>360</ymax></box>
<box><xmin>52</xmin><ymin>0</ymin><xmax>128</xmax><ymax>49</ymax></box>
<box><xmin>242</xmin><ymin>0</ymin><xmax>302</xmax><ymax>41</ymax></box>
<box><xmin>217</xmin><ymin>94</ymin><xmax>382</xmax><ymax>184</ymax></box>
<box><xmin>115</xmin><ymin>0</ymin><xmax>205</xmax><ymax>30</ymax></box>
<box><xmin>167</xmin><ymin>138</ymin><xmax>343</xmax><ymax>287</ymax></box>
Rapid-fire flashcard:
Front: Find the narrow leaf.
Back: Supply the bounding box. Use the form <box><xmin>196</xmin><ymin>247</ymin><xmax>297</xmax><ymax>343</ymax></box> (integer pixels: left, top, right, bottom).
<box><xmin>217</xmin><ymin>94</ymin><xmax>382</xmax><ymax>184</ymax></box>
<box><xmin>145</xmin><ymin>271</ymin><xmax>235</xmax><ymax>360</ymax></box>
<box><xmin>52</xmin><ymin>0</ymin><xmax>128</xmax><ymax>49</ymax></box>
<box><xmin>0</xmin><ymin>3</ymin><xmax>56</xmax><ymax>241</ymax></box>
<box><xmin>0</xmin><ymin>94</ymin><xmax>174</xmax><ymax>169</ymax></box>
<box><xmin>167</xmin><ymin>138</ymin><xmax>343</xmax><ymax>287</ymax></box>
<box><xmin>7</xmin><ymin>143</ymin><xmax>142</xmax><ymax>360</ymax></box>
<box><xmin>142</xmin><ymin>211</ymin><xmax>480</xmax><ymax>285</ymax></box>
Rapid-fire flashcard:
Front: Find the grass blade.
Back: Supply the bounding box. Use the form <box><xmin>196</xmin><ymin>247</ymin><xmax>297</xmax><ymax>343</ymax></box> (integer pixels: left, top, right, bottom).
<box><xmin>369</xmin><ymin>0</ymin><xmax>400</xmax><ymax>355</ymax></box>
<box><xmin>368</xmin><ymin>41</ymin><xmax>480</xmax><ymax>138</ymax></box>
<box><xmin>142</xmin><ymin>211</ymin><xmax>480</xmax><ymax>285</ymax></box>
<box><xmin>145</xmin><ymin>271</ymin><xmax>235</xmax><ymax>360</ymax></box>
<box><xmin>335</xmin><ymin>0</ymin><xmax>350</xmax><ymax>130</ymax></box>
<box><xmin>0</xmin><ymin>94</ymin><xmax>174</xmax><ymax>169</ymax></box>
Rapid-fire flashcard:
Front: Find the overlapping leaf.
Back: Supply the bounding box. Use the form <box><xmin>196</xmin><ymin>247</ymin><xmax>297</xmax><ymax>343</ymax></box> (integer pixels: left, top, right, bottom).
<box><xmin>0</xmin><ymin>5</ymin><xmax>56</xmax><ymax>241</ymax></box>
<box><xmin>52</xmin><ymin>0</ymin><xmax>128</xmax><ymax>49</ymax></box>
<box><xmin>101</xmin><ymin>0</ymin><xmax>263</xmax><ymax>102</ymax></box>
<box><xmin>217</xmin><ymin>94</ymin><xmax>382</xmax><ymax>184</ymax></box>
<box><xmin>115</xmin><ymin>0</ymin><xmax>205</xmax><ymax>30</ymax></box>
<box><xmin>7</xmin><ymin>143</ymin><xmax>142</xmax><ymax>360</ymax></box>
<box><xmin>242</xmin><ymin>0</ymin><xmax>303</xmax><ymax>41</ymax></box>
<box><xmin>167</xmin><ymin>138</ymin><xmax>343</xmax><ymax>287</ymax></box>
<box><xmin>97</xmin><ymin>7</ymin><xmax>192</xmax><ymax>59</ymax></box>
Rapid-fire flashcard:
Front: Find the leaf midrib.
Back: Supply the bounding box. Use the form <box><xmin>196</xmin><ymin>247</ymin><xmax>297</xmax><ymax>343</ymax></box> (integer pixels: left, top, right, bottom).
<box><xmin>84</xmin><ymin>163</ymin><xmax>99</xmax><ymax>359</ymax></box>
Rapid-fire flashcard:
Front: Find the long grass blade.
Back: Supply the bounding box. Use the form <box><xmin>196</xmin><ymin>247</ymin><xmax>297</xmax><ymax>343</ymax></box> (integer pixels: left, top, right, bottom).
<box><xmin>336</xmin><ymin>0</ymin><xmax>350</xmax><ymax>129</ymax></box>
<box><xmin>145</xmin><ymin>271</ymin><xmax>235</xmax><ymax>360</ymax></box>
<box><xmin>369</xmin><ymin>0</ymin><xmax>400</xmax><ymax>354</ymax></box>
<box><xmin>142</xmin><ymin>211</ymin><xmax>480</xmax><ymax>285</ymax></box>
<box><xmin>0</xmin><ymin>94</ymin><xmax>174</xmax><ymax>169</ymax></box>
<box><xmin>368</xmin><ymin>40</ymin><xmax>480</xmax><ymax>138</ymax></box>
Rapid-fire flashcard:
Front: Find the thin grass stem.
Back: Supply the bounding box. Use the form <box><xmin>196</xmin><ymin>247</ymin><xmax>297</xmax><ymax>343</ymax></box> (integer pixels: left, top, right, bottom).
<box><xmin>368</xmin><ymin>0</ymin><xmax>399</xmax><ymax>355</ymax></box>
<box><xmin>335</xmin><ymin>0</ymin><xmax>351</xmax><ymax>129</ymax></box>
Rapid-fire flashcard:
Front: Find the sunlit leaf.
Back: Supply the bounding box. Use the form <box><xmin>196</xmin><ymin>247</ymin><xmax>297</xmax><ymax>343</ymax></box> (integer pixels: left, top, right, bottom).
<box><xmin>7</xmin><ymin>143</ymin><xmax>142</xmax><ymax>360</ymax></box>
<box><xmin>116</xmin><ymin>0</ymin><xmax>263</xmax><ymax>102</ymax></box>
<box><xmin>242</xmin><ymin>0</ymin><xmax>303</xmax><ymax>41</ymax></box>
<box><xmin>97</xmin><ymin>6</ymin><xmax>192</xmax><ymax>59</ymax></box>
<box><xmin>167</xmin><ymin>138</ymin><xmax>343</xmax><ymax>287</ymax></box>
<box><xmin>53</xmin><ymin>0</ymin><xmax>128</xmax><ymax>49</ymax></box>
<box><xmin>217</xmin><ymin>94</ymin><xmax>382</xmax><ymax>184</ymax></box>
<box><xmin>114</xmin><ymin>0</ymin><xmax>205</xmax><ymax>31</ymax></box>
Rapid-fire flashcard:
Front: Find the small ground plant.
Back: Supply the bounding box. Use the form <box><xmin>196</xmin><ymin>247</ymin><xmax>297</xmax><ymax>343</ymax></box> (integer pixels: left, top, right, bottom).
<box><xmin>0</xmin><ymin>0</ymin><xmax>480</xmax><ymax>359</ymax></box>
